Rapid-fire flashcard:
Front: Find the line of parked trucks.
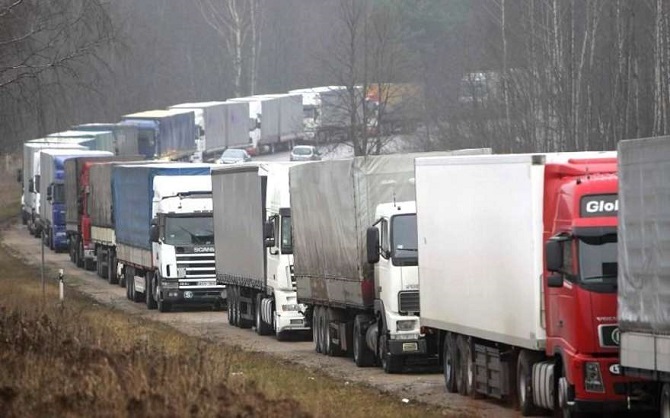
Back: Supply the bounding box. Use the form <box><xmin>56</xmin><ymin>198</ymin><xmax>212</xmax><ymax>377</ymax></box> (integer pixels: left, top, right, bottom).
<box><xmin>19</xmin><ymin>114</ymin><xmax>670</xmax><ymax>416</ymax></box>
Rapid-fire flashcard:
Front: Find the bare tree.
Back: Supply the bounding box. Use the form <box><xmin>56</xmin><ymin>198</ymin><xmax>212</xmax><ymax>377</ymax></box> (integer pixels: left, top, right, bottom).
<box><xmin>317</xmin><ymin>0</ymin><xmax>418</xmax><ymax>156</ymax></box>
<box><xmin>0</xmin><ymin>0</ymin><xmax>116</xmax><ymax>150</ymax></box>
<box><xmin>195</xmin><ymin>0</ymin><xmax>264</xmax><ymax>97</ymax></box>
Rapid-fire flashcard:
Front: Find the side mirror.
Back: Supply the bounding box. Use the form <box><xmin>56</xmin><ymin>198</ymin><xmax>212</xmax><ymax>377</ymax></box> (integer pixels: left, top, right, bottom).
<box><xmin>16</xmin><ymin>168</ymin><xmax>22</xmax><ymax>184</ymax></box>
<box><xmin>264</xmin><ymin>221</ymin><xmax>274</xmax><ymax>239</ymax></box>
<box><xmin>150</xmin><ymin>223</ymin><xmax>159</xmax><ymax>242</ymax></box>
<box><xmin>366</xmin><ymin>226</ymin><xmax>380</xmax><ymax>264</ymax></box>
<box><xmin>547</xmin><ymin>275</ymin><xmax>564</xmax><ymax>288</ymax></box>
<box><xmin>46</xmin><ymin>185</ymin><xmax>53</xmax><ymax>202</ymax></box>
<box><xmin>546</xmin><ymin>240</ymin><xmax>564</xmax><ymax>272</ymax></box>
<box><xmin>28</xmin><ymin>178</ymin><xmax>34</xmax><ymax>193</ymax></box>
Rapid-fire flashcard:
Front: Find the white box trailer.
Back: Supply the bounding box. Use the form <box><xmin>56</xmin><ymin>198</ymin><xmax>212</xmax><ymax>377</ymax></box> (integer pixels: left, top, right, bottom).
<box><xmin>417</xmin><ymin>154</ymin><xmax>546</xmax><ymax>349</ymax></box>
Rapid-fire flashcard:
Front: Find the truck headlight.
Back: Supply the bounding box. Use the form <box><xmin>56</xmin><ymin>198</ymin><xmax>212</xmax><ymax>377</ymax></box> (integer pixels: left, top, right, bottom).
<box><xmin>584</xmin><ymin>362</ymin><xmax>605</xmax><ymax>393</ymax></box>
<box><xmin>281</xmin><ymin>304</ymin><xmax>300</xmax><ymax>312</ymax></box>
<box><xmin>396</xmin><ymin>320</ymin><xmax>417</xmax><ymax>332</ymax></box>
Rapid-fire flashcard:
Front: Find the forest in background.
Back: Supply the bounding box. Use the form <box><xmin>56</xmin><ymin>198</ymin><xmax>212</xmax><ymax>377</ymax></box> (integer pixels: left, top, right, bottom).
<box><xmin>1</xmin><ymin>0</ymin><xmax>669</xmax><ymax>155</ymax></box>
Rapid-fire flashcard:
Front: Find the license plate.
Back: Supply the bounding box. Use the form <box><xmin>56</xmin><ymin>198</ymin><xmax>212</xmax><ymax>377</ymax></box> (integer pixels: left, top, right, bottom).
<box><xmin>197</xmin><ymin>281</ymin><xmax>215</xmax><ymax>287</ymax></box>
<box><xmin>402</xmin><ymin>342</ymin><xmax>418</xmax><ymax>352</ymax></box>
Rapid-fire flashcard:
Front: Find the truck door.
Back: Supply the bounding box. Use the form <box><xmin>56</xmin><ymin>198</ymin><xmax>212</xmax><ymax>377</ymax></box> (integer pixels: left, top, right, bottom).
<box><xmin>547</xmin><ymin>237</ymin><xmax>578</xmax><ymax>349</ymax></box>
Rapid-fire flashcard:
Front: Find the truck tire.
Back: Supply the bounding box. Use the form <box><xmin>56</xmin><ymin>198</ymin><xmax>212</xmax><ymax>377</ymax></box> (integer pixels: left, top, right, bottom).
<box><xmin>68</xmin><ymin>238</ymin><xmax>75</xmax><ymax>263</ymax></box>
<box><xmin>238</xmin><ymin>290</ymin><xmax>253</xmax><ymax>329</ymax></box>
<box><xmin>313</xmin><ymin>307</ymin><xmax>321</xmax><ymax>353</ymax></box>
<box><xmin>227</xmin><ymin>287</ymin><xmax>235</xmax><ymax>326</ymax></box>
<box><xmin>125</xmin><ymin>268</ymin><xmax>132</xmax><ymax>300</ymax></box>
<box><xmin>318</xmin><ymin>306</ymin><xmax>328</xmax><ymax>354</ymax></box>
<box><xmin>100</xmin><ymin>249</ymin><xmax>109</xmax><ymax>280</ymax></box>
<box><xmin>96</xmin><ymin>248</ymin><xmax>103</xmax><ymax>277</ymax></box>
<box><xmin>76</xmin><ymin>239</ymin><xmax>84</xmax><ymax>269</ymax></box>
<box><xmin>459</xmin><ymin>336</ymin><xmax>481</xmax><ymax>399</ymax></box>
<box><xmin>230</xmin><ymin>286</ymin><xmax>239</xmax><ymax>326</ymax></box>
<box><xmin>353</xmin><ymin>315</ymin><xmax>375</xmax><ymax>367</ymax></box>
<box><xmin>255</xmin><ymin>293</ymin><xmax>272</xmax><ymax>335</ymax></box>
<box><xmin>146</xmin><ymin>271</ymin><xmax>157</xmax><ymax>310</ymax></box>
<box><xmin>517</xmin><ymin>350</ymin><xmax>540</xmax><ymax>416</ymax></box>
<box><xmin>379</xmin><ymin>334</ymin><xmax>404</xmax><ymax>374</ymax></box>
<box><xmin>107</xmin><ymin>249</ymin><xmax>118</xmax><ymax>285</ymax></box>
<box><xmin>661</xmin><ymin>383</ymin><xmax>670</xmax><ymax>418</ymax></box>
<box><xmin>443</xmin><ymin>332</ymin><xmax>459</xmax><ymax>393</ymax></box>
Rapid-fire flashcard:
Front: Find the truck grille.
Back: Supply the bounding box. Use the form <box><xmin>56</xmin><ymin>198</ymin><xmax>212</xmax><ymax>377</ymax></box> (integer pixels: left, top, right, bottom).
<box><xmin>398</xmin><ymin>291</ymin><xmax>419</xmax><ymax>313</ymax></box>
<box><xmin>175</xmin><ymin>253</ymin><xmax>216</xmax><ymax>279</ymax></box>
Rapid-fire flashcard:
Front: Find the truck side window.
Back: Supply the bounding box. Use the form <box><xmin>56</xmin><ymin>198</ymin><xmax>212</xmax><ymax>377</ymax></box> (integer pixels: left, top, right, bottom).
<box><xmin>380</xmin><ymin>219</ymin><xmax>389</xmax><ymax>258</ymax></box>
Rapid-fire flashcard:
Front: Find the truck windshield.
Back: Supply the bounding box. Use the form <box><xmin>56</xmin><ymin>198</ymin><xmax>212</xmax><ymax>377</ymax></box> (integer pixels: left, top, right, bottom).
<box><xmin>281</xmin><ymin>215</ymin><xmax>292</xmax><ymax>254</ymax></box>
<box><xmin>578</xmin><ymin>234</ymin><xmax>617</xmax><ymax>286</ymax></box>
<box><xmin>164</xmin><ymin>215</ymin><xmax>214</xmax><ymax>245</ymax></box>
<box><xmin>53</xmin><ymin>183</ymin><xmax>65</xmax><ymax>204</ymax></box>
<box><xmin>391</xmin><ymin>214</ymin><xmax>418</xmax><ymax>266</ymax></box>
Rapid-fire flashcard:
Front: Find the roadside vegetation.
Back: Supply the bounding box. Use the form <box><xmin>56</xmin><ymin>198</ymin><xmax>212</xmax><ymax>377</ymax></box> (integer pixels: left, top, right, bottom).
<box><xmin>0</xmin><ymin>173</ymin><xmax>462</xmax><ymax>418</ymax></box>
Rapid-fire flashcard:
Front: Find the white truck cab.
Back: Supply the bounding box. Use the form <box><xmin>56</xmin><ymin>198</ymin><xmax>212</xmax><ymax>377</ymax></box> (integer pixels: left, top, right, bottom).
<box><xmin>371</xmin><ymin>201</ymin><xmax>421</xmax><ymax>342</ymax></box>
<box><xmin>138</xmin><ymin>175</ymin><xmax>222</xmax><ymax>310</ymax></box>
<box><xmin>262</xmin><ymin>165</ymin><xmax>309</xmax><ymax>336</ymax></box>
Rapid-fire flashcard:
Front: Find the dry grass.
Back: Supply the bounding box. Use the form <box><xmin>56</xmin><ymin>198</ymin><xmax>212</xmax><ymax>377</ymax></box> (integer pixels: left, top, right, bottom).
<box><xmin>0</xmin><ymin>177</ymin><xmax>464</xmax><ymax>418</ymax></box>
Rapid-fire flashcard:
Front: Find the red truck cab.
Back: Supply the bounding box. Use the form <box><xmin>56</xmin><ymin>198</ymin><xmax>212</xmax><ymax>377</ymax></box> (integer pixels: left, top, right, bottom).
<box><xmin>544</xmin><ymin>157</ymin><xmax>650</xmax><ymax>413</ymax></box>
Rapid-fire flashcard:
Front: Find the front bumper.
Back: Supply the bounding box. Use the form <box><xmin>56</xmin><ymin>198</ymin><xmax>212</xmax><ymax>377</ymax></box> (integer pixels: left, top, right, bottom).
<box><xmin>275</xmin><ymin>312</ymin><xmax>310</xmax><ymax>332</ymax></box>
<box><xmin>572</xmin><ymin>398</ymin><xmax>654</xmax><ymax>414</ymax></box>
<box><xmin>388</xmin><ymin>338</ymin><xmax>427</xmax><ymax>356</ymax></box>
<box><xmin>162</xmin><ymin>288</ymin><xmax>224</xmax><ymax>304</ymax></box>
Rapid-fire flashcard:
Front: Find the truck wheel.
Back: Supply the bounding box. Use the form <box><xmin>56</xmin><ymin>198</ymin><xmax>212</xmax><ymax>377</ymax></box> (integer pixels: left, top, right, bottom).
<box><xmin>313</xmin><ymin>307</ymin><xmax>321</xmax><ymax>353</ymax></box>
<box><xmin>460</xmin><ymin>337</ymin><xmax>481</xmax><ymax>398</ymax></box>
<box><xmin>107</xmin><ymin>249</ymin><xmax>118</xmax><ymax>285</ymax></box>
<box><xmin>661</xmin><ymin>383</ymin><xmax>670</xmax><ymax>418</ymax></box>
<box><xmin>48</xmin><ymin>230</ymin><xmax>55</xmax><ymax>251</ymax></box>
<box><xmin>230</xmin><ymin>286</ymin><xmax>239</xmax><ymax>326</ymax></box>
<box><xmin>227</xmin><ymin>287</ymin><xmax>235</xmax><ymax>325</ymax></box>
<box><xmin>146</xmin><ymin>272</ymin><xmax>157</xmax><ymax>310</ymax></box>
<box><xmin>443</xmin><ymin>333</ymin><xmax>459</xmax><ymax>393</ymax></box>
<box><xmin>100</xmin><ymin>249</ymin><xmax>109</xmax><ymax>280</ymax></box>
<box><xmin>318</xmin><ymin>306</ymin><xmax>328</xmax><ymax>354</ymax></box>
<box><xmin>353</xmin><ymin>315</ymin><xmax>374</xmax><ymax>367</ymax></box>
<box><xmin>517</xmin><ymin>350</ymin><xmax>539</xmax><ymax>416</ymax></box>
<box><xmin>255</xmin><ymin>293</ymin><xmax>272</xmax><ymax>335</ymax></box>
<box><xmin>379</xmin><ymin>334</ymin><xmax>404</xmax><ymax>374</ymax></box>
<box><xmin>68</xmin><ymin>239</ymin><xmax>75</xmax><ymax>263</ymax></box>
<box><xmin>125</xmin><ymin>268</ymin><xmax>132</xmax><ymax>300</ymax></box>
<box><xmin>96</xmin><ymin>248</ymin><xmax>102</xmax><ymax>277</ymax></box>
<box><xmin>76</xmin><ymin>239</ymin><xmax>84</xmax><ymax>268</ymax></box>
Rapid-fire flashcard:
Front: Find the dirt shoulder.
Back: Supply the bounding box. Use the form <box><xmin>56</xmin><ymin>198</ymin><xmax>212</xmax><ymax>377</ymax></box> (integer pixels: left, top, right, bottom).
<box><xmin>1</xmin><ymin>220</ymin><xmax>519</xmax><ymax>418</ymax></box>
